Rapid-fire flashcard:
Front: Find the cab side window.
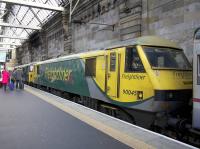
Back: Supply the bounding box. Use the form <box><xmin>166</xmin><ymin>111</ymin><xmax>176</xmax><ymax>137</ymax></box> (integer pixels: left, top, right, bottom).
<box><xmin>85</xmin><ymin>58</ymin><xmax>96</xmax><ymax>77</ymax></box>
<box><xmin>110</xmin><ymin>52</ymin><xmax>116</xmax><ymax>71</ymax></box>
<box><xmin>125</xmin><ymin>47</ymin><xmax>145</xmax><ymax>72</ymax></box>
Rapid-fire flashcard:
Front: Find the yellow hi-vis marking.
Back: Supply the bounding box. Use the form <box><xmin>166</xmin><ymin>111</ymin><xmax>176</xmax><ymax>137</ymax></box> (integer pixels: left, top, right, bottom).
<box><xmin>25</xmin><ymin>87</ymin><xmax>155</xmax><ymax>149</ymax></box>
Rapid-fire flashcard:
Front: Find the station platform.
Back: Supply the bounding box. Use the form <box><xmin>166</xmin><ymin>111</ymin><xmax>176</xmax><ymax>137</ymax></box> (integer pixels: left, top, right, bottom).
<box><xmin>0</xmin><ymin>85</ymin><xmax>197</xmax><ymax>149</ymax></box>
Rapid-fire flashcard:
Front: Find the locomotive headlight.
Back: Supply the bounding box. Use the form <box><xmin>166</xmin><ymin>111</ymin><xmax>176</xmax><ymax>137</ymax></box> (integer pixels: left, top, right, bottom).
<box><xmin>168</xmin><ymin>92</ymin><xmax>173</xmax><ymax>99</ymax></box>
<box><xmin>165</xmin><ymin>92</ymin><xmax>174</xmax><ymax>100</ymax></box>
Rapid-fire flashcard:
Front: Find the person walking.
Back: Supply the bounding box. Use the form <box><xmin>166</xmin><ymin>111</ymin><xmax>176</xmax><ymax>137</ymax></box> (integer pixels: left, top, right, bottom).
<box><xmin>2</xmin><ymin>68</ymin><xmax>10</xmax><ymax>92</ymax></box>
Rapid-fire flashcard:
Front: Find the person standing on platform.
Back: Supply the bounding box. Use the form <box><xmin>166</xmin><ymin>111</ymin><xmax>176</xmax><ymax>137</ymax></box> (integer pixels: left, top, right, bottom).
<box><xmin>14</xmin><ymin>68</ymin><xmax>23</xmax><ymax>89</ymax></box>
<box><xmin>2</xmin><ymin>68</ymin><xmax>10</xmax><ymax>92</ymax></box>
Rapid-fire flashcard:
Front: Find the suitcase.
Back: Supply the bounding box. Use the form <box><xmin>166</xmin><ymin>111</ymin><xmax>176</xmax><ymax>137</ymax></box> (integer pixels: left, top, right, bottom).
<box><xmin>8</xmin><ymin>82</ymin><xmax>14</xmax><ymax>91</ymax></box>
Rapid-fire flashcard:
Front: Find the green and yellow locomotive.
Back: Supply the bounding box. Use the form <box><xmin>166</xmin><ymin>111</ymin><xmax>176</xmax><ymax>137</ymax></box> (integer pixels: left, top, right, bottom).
<box><xmin>20</xmin><ymin>36</ymin><xmax>192</xmax><ymax>128</ymax></box>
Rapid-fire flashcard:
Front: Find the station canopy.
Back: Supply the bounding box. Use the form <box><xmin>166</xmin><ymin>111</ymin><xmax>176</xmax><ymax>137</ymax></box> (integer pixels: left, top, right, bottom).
<box><xmin>0</xmin><ymin>0</ymin><xmax>72</xmax><ymax>50</ymax></box>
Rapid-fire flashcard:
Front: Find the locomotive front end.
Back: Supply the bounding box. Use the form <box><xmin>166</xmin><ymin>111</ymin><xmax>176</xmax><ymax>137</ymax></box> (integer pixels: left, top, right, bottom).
<box><xmin>140</xmin><ymin>46</ymin><xmax>192</xmax><ymax>115</ymax></box>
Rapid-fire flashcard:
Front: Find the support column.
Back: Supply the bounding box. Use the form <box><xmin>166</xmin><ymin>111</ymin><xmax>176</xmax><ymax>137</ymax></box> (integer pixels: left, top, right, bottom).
<box><xmin>62</xmin><ymin>9</ymin><xmax>72</xmax><ymax>54</ymax></box>
<box><xmin>39</xmin><ymin>29</ymin><xmax>48</xmax><ymax>60</ymax></box>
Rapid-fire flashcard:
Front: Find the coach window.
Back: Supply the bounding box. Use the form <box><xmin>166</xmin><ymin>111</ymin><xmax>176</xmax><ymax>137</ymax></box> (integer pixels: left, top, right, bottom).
<box><xmin>85</xmin><ymin>58</ymin><xmax>96</xmax><ymax>77</ymax></box>
<box><xmin>125</xmin><ymin>47</ymin><xmax>145</xmax><ymax>72</ymax></box>
<box><xmin>110</xmin><ymin>52</ymin><xmax>116</xmax><ymax>71</ymax></box>
<box><xmin>198</xmin><ymin>55</ymin><xmax>200</xmax><ymax>85</ymax></box>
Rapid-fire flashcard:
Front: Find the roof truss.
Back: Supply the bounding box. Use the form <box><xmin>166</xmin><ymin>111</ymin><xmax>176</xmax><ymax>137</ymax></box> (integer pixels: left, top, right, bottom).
<box><xmin>0</xmin><ymin>34</ymin><xmax>27</xmax><ymax>40</ymax></box>
<box><xmin>0</xmin><ymin>0</ymin><xmax>82</xmax><ymax>51</ymax></box>
<box><xmin>0</xmin><ymin>0</ymin><xmax>64</xmax><ymax>11</ymax></box>
<box><xmin>0</xmin><ymin>22</ymin><xmax>41</xmax><ymax>30</ymax></box>
<box><xmin>0</xmin><ymin>42</ymin><xmax>21</xmax><ymax>46</ymax></box>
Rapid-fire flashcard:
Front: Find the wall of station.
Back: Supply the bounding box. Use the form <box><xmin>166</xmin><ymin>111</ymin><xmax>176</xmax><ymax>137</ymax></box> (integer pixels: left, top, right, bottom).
<box><xmin>145</xmin><ymin>0</ymin><xmax>200</xmax><ymax>61</ymax></box>
<box><xmin>16</xmin><ymin>0</ymin><xmax>200</xmax><ymax>64</ymax></box>
<box><xmin>71</xmin><ymin>0</ymin><xmax>142</xmax><ymax>53</ymax></box>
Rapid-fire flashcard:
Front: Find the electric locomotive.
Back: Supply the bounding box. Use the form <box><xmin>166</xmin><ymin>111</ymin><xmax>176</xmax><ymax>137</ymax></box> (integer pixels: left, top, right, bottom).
<box><xmin>20</xmin><ymin>36</ymin><xmax>192</xmax><ymax>129</ymax></box>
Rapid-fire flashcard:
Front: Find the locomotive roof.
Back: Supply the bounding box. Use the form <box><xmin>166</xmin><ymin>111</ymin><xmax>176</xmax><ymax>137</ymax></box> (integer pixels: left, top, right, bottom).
<box><xmin>20</xmin><ymin>36</ymin><xmax>181</xmax><ymax>66</ymax></box>
<box><xmin>105</xmin><ymin>36</ymin><xmax>180</xmax><ymax>50</ymax></box>
<box><xmin>15</xmin><ymin>62</ymin><xmax>38</xmax><ymax>68</ymax></box>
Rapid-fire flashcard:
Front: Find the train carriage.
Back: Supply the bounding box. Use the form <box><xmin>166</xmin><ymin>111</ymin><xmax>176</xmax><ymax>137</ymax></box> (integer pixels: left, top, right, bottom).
<box><xmin>193</xmin><ymin>28</ymin><xmax>200</xmax><ymax>130</ymax></box>
<box><xmin>20</xmin><ymin>36</ymin><xmax>192</xmax><ymax>128</ymax></box>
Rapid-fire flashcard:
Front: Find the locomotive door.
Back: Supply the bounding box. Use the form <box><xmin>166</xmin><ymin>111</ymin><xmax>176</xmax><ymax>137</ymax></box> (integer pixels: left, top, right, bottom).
<box><xmin>106</xmin><ymin>50</ymin><xmax>120</xmax><ymax>98</ymax></box>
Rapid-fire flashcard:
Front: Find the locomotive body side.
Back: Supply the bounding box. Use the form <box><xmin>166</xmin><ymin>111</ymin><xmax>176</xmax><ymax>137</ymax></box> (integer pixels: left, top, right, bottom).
<box><xmin>28</xmin><ymin>45</ymin><xmax>192</xmax><ymax>113</ymax></box>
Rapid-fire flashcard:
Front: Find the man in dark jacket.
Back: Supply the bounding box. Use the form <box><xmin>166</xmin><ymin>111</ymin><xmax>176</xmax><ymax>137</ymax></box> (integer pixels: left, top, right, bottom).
<box><xmin>13</xmin><ymin>68</ymin><xmax>24</xmax><ymax>89</ymax></box>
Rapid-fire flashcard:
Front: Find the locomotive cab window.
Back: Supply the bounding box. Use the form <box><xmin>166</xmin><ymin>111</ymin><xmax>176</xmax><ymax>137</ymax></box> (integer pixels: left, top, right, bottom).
<box><xmin>143</xmin><ymin>46</ymin><xmax>191</xmax><ymax>70</ymax></box>
<box><xmin>198</xmin><ymin>55</ymin><xmax>200</xmax><ymax>85</ymax></box>
<box><xmin>85</xmin><ymin>58</ymin><xmax>96</xmax><ymax>77</ymax></box>
<box><xmin>125</xmin><ymin>47</ymin><xmax>145</xmax><ymax>72</ymax></box>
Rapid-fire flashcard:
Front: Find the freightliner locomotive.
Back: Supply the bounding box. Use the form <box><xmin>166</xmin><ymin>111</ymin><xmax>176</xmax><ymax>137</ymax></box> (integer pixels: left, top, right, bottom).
<box><xmin>18</xmin><ymin>36</ymin><xmax>200</xmax><ymax>145</ymax></box>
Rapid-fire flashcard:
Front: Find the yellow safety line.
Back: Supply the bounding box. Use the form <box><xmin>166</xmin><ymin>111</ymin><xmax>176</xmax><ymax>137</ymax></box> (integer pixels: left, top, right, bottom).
<box><xmin>25</xmin><ymin>87</ymin><xmax>155</xmax><ymax>149</ymax></box>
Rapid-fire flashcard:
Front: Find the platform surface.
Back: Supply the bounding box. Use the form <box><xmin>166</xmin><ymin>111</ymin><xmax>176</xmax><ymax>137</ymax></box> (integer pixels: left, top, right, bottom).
<box><xmin>0</xmin><ymin>87</ymin><xmax>131</xmax><ymax>149</ymax></box>
<box><xmin>0</xmin><ymin>86</ymin><xmax>198</xmax><ymax>149</ymax></box>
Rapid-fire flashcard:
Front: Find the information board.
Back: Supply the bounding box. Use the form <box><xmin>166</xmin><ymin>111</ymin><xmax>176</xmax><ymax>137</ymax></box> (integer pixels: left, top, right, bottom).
<box><xmin>0</xmin><ymin>52</ymin><xmax>7</xmax><ymax>62</ymax></box>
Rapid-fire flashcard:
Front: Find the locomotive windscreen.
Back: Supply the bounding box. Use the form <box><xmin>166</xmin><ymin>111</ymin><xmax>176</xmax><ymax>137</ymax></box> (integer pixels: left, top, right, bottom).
<box><xmin>143</xmin><ymin>46</ymin><xmax>191</xmax><ymax>70</ymax></box>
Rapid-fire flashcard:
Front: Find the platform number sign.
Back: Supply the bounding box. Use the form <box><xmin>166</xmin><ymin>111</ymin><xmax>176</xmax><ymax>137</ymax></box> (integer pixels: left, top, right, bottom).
<box><xmin>198</xmin><ymin>55</ymin><xmax>200</xmax><ymax>85</ymax></box>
